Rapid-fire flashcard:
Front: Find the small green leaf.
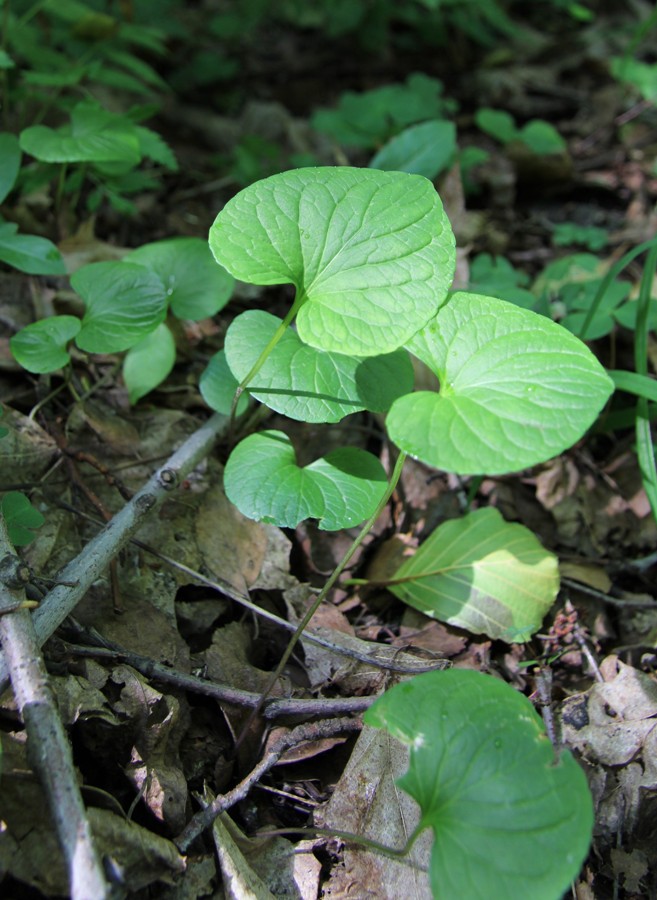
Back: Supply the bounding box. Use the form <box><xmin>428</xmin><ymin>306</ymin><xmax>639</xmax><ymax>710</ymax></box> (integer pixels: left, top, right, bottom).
<box><xmin>387</xmin><ymin>292</ymin><xmax>614</xmax><ymax>474</ymax></box>
<box><xmin>10</xmin><ymin>316</ymin><xmax>81</xmax><ymax>373</ymax></box>
<box><xmin>0</xmin><ymin>133</ymin><xmax>21</xmax><ymax>203</ymax></box>
<box><xmin>126</xmin><ymin>237</ymin><xmax>234</xmax><ymax>320</ymax></box>
<box><xmin>224</xmin><ymin>430</ymin><xmax>387</xmax><ymax>531</ymax></box>
<box><xmin>388</xmin><ymin>507</ymin><xmax>559</xmax><ymax>641</ymax></box>
<box><xmin>122</xmin><ymin>323</ymin><xmax>176</xmax><ymax>403</ymax></box>
<box><xmin>20</xmin><ymin>101</ymin><xmax>141</xmax><ymax>165</ymax></box>
<box><xmin>475</xmin><ymin>108</ymin><xmax>518</xmax><ymax>144</ymax></box>
<box><xmin>365</xmin><ymin>668</ymin><xmax>593</xmax><ymax>900</ymax></box>
<box><xmin>199</xmin><ymin>350</ymin><xmax>250</xmax><ymax>417</ymax></box>
<box><xmin>73</xmin><ymin>261</ymin><xmax>168</xmax><ymax>353</ymax></box>
<box><xmin>225</xmin><ymin>310</ymin><xmax>414</xmax><ymax>423</ymax></box>
<box><xmin>1</xmin><ymin>491</ymin><xmax>45</xmax><ymax>546</ymax></box>
<box><xmin>0</xmin><ymin>221</ymin><xmax>65</xmax><ymax>275</ymax></box>
<box><xmin>209</xmin><ymin>167</ymin><xmax>455</xmax><ymax>357</ymax></box>
<box><xmin>517</xmin><ymin>120</ymin><xmax>567</xmax><ymax>155</ymax></box>
<box><xmin>468</xmin><ymin>254</ymin><xmax>536</xmax><ymax>309</ymax></box>
<box><xmin>369</xmin><ymin>120</ymin><xmax>456</xmax><ymax>180</ymax></box>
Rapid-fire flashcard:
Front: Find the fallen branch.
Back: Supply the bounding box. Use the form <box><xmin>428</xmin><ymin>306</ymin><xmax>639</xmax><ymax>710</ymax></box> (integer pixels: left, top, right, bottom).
<box><xmin>0</xmin><ymin>412</ymin><xmax>228</xmax><ymax>689</ymax></box>
<box><xmin>0</xmin><ymin>520</ymin><xmax>109</xmax><ymax>899</ymax></box>
<box><xmin>58</xmin><ymin>623</ymin><xmax>377</xmax><ymax>719</ymax></box>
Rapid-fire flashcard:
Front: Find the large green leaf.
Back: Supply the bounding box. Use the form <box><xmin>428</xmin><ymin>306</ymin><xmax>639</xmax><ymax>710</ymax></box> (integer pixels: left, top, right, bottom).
<box><xmin>73</xmin><ymin>261</ymin><xmax>168</xmax><ymax>353</ymax></box>
<box><xmin>0</xmin><ymin>133</ymin><xmax>21</xmax><ymax>203</ymax></box>
<box><xmin>369</xmin><ymin>120</ymin><xmax>456</xmax><ymax>180</ymax></box>
<box><xmin>10</xmin><ymin>315</ymin><xmax>81</xmax><ymax>373</ymax></box>
<box><xmin>122</xmin><ymin>323</ymin><xmax>176</xmax><ymax>403</ymax></box>
<box><xmin>387</xmin><ymin>292</ymin><xmax>614</xmax><ymax>474</ymax></box>
<box><xmin>125</xmin><ymin>237</ymin><xmax>233</xmax><ymax>320</ymax></box>
<box><xmin>0</xmin><ymin>221</ymin><xmax>65</xmax><ymax>275</ymax></box>
<box><xmin>20</xmin><ymin>101</ymin><xmax>141</xmax><ymax>165</ymax></box>
<box><xmin>365</xmin><ymin>669</ymin><xmax>593</xmax><ymax>900</ymax></box>
<box><xmin>224</xmin><ymin>430</ymin><xmax>387</xmax><ymax>531</ymax></box>
<box><xmin>388</xmin><ymin>507</ymin><xmax>559</xmax><ymax>641</ymax></box>
<box><xmin>225</xmin><ymin>310</ymin><xmax>414</xmax><ymax>423</ymax></box>
<box><xmin>209</xmin><ymin>167</ymin><xmax>455</xmax><ymax>357</ymax></box>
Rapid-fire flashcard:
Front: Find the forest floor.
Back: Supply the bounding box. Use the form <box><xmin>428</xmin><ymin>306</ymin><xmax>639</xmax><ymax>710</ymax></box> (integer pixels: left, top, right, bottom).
<box><xmin>1</xmin><ymin>5</ymin><xmax>657</xmax><ymax>899</ymax></box>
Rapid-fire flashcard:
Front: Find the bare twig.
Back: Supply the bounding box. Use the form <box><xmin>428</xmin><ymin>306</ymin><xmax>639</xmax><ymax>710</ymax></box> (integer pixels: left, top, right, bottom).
<box><xmin>55</xmin><ymin>504</ymin><xmax>446</xmax><ymax>676</ymax></box>
<box><xmin>0</xmin><ymin>522</ymin><xmax>109</xmax><ymax>899</ymax></box>
<box><xmin>175</xmin><ymin>717</ymin><xmax>362</xmax><ymax>852</ymax></box>
<box><xmin>0</xmin><ymin>412</ymin><xmax>229</xmax><ymax>690</ymax></box>
<box><xmin>58</xmin><ymin>626</ymin><xmax>377</xmax><ymax>719</ymax></box>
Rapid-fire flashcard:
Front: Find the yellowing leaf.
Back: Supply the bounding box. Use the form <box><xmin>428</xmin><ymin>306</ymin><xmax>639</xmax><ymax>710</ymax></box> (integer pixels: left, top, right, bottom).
<box><xmin>388</xmin><ymin>507</ymin><xmax>559</xmax><ymax>641</ymax></box>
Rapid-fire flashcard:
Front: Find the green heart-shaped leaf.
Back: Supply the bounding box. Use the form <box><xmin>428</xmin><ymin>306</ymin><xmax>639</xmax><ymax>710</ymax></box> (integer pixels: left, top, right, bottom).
<box><xmin>365</xmin><ymin>669</ymin><xmax>593</xmax><ymax>900</ymax></box>
<box><xmin>125</xmin><ymin>237</ymin><xmax>234</xmax><ymax>320</ymax></box>
<box><xmin>225</xmin><ymin>310</ymin><xmax>414</xmax><ymax>423</ymax></box>
<box><xmin>389</xmin><ymin>507</ymin><xmax>559</xmax><ymax>641</ymax></box>
<box><xmin>122</xmin><ymin>323</ymin><xmax>176</xmax><ymax>404</ymax></box>
<box><xmin>73</xmin><ymin>261</ymin><xmax>168</xmax><ymax>353</ymax></box>
<box><xmin>387</xmin><ymin>292</ymin><xmax>614</xmax><ymax>474</ymax></box>
<box><xmin>224</xmin><ymin>430</ymin><xmax>387</xmax><ymax>530</ymax></box>
<box><xmin>10</xmin><ymin>315</ymin><xmax>81</xmax><ymax>373</ymax></box>
<box><xmin>209</xmin><ymin>167</ymin><xmax>455</xmax><ymax>356</ymax></box>
<box><xmin>369</xmin><ymin>120</ymin><xmax>456</xmax><ymax>180</ymax></box>
<box><xmin>20</xmin><ymin>101</ymin><xmax>141</xmax><ymax>165</ymax></box>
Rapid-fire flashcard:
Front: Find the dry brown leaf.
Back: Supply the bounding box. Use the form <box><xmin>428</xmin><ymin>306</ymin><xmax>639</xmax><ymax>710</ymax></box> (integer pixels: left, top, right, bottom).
<box><xmin>0</xmin><ymin>407</ymin><xmax>58</xmax><ymax>488</ymax></box>
<box><xmin>110</xmin><ymin>664</ymin><xmax>190</xmax><ymax>832</ymax></box>
<box><xmin>196</xmin><ymin>479</ymin><xmax>269</xmax><ymax>593</ymax></box>
<box><xmin>316</xmin><ymin>725</ymin><xmax>433</xmax><ymax>899</ymax></box>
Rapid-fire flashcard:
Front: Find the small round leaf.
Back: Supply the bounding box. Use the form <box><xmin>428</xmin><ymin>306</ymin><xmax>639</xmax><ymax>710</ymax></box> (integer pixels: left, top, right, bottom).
<box><xmin>225</xmin><ymin>310</ymin><xmax>414</xmax><ymax>423</ymax></box>
<box><xmin>73</xmin><ymin>261</ymin><xmax>168</xmax><ymax>353</ymax></box>
<box><xmin>126</xmin><ymin>237</ymin><xmax>234</xmax><ymax>320</ymax></box>
<box><xmin>387</xmin><ymin>292</ymin><xmax>614</xmax><ymax>474</ymax></box>
<box><xmin>209</xmin><ymin>167</ymin><xmax>455</xmax><ymax>357</ymax></box>
<box><xmin>122</xmin><ymin>323</ymin><xmax>176</xmax><ymax>403</ymax></box>
<box><xmin>365</xmin><ymin>668</ymin><xmax>594</xmax><ymax>900</ymax></box>
<box><xmin>224</xmin><ymin>430</ymin><xmax>387</xmax><ymax>531</ymax></box>
<box><xmin>10</xmin><ymin>315</ymin><xmax>80</xmax><ymax>373</ymax></box>
<box><xmin>369</xmin><ymin>120</ymin><xmax>456</xmax><ymax>180</ymax></box>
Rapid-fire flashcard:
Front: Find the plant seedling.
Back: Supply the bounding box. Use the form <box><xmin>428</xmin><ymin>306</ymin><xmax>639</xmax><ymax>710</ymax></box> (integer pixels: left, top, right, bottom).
<box><xmin>200</xmin><ymin>164</ymin><xmax>611</xmax><ymax>889</ymax></box>
<box><xmin>10</xmin><ymin>237</ymin><xmax>234</xmax><ymax>402</ymax></box>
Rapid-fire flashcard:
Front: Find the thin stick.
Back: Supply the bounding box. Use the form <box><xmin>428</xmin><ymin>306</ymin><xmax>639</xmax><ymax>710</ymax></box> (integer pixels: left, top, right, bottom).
<box><xmin>235</xmin><ymin>451</ymin><xmax>408</xmax><ymax>746</ymax></box>
<box><xmin>59</xmin><ymin>629</ymin><xmax>377</xmax><ymax>719</ymax></box>
<box><xmin>175</xmin><ymin>717</ymin><xmax>362</xmax><ymax>851</ymax></box>
<box><xmin>57</xmin><ymin>503</ymin><xmax>445</xmax><ymax>675</ymax></box>
<box><xmin>0</xmin><ymin>412</ymin><xmax>229</xmax><ymax>690</ymax></box>
<box><xmin>0</xmin><ymin>521</ymin><xmax>108</xmax><ymax>899</ymax></box>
